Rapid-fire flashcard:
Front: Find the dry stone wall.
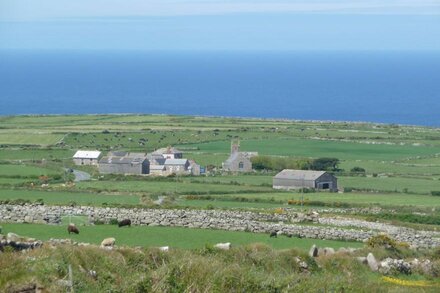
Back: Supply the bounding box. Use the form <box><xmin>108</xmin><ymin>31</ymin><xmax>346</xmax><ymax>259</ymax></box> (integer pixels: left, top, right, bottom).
<box><xmin>0</xmin><ymin>204</ymin><xmax>438</xmax><ymax>248</ymax></box>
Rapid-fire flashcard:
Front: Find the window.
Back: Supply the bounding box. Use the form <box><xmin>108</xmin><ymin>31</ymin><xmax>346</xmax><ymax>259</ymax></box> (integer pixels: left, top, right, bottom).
<box><xmin>322</xmin><ymin>183</ymin><xmax>329</xmax><ymax>189</ymax></box>
<box><xmin>238</xmin><ymin>162</ymin><xmax>244</xmax><ymax>169</ymax></box>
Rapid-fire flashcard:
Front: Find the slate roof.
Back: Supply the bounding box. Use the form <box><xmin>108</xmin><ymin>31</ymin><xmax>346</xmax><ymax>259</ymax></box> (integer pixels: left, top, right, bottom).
<box><xmin>99</xmin><ymin>154</ymin><xmax>147</xmax><ymax>165</ymax></box>
<box><xmin>73</xmin><ymin>150</ymin><xmax>101</xmax><ymax>159</ymax></box>
<box><xmin>274</xmin><ymin>170</ymin><xmax>327</xmax><ymax>181</ymax></box>
<box><xmin>164</xmin><ymin>159</ymin><xmax>188</xmax><ymax>165</ymax></box>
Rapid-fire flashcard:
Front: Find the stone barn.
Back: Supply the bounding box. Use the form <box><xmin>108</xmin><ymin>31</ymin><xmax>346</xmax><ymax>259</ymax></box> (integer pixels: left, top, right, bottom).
<box><xmin>273</xmin><ymin>169</ymin><xmax>338</xmax><ymax>191</ymax></box>
<box><xmin>73</xmin><ymin>150</ymin><xmax>101</xmax><ymax>166</ymax></box>
<box><xmin>98</xmin><ymin>152</ymin><xmax>149</xmax><ymax>175</ymax></box>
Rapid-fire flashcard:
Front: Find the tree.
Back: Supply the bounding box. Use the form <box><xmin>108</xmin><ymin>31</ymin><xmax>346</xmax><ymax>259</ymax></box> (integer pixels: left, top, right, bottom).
<box><xmin>309</xmin><ymin>158</ymin><xmax>340</xmax><ymax>171</ymax></box>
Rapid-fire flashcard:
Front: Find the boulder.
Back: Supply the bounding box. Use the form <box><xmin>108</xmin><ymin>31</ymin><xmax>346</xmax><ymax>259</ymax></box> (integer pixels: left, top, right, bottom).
<box><xmin>7</xmin><ymin>232</ymin><xmax>21</xmax><ymax>242</ymax></box>
<box><xmin>356</xmin><ymin>257</ymin><xmax>367</xmax><ymax>264</ymax></box>
<box><xmin>367</xmin><ymin>253</ymin><xmax>378</xmax><ymax>271</ymax></box>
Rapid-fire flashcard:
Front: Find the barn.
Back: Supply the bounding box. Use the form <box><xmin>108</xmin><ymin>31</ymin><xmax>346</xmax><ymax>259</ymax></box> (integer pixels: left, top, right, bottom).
<box><xmin>98</xmin><ymin>152</ymin><xmax>149</xmax><ymax>175</ymax></box>
<box><xmin>72</xmin><ymin>150</ymin><xmax>101</xmax><ymax>166</ymax></box>
<box><xmin>273</xmin><ymin>169</ymin><xmax>338</xmax><ymax>191</ymax></box>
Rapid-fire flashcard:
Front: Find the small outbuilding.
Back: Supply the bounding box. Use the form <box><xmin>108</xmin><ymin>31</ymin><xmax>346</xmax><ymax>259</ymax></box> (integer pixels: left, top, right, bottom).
<box><xmin>73</xmin><ymin>150</ymin><xmax>101</xmax><ymax>166</ymax></box>
<box><xmin>273</xmin><ymin>169</ymin><xmax>338</xmax><ymax>191</ymax></box>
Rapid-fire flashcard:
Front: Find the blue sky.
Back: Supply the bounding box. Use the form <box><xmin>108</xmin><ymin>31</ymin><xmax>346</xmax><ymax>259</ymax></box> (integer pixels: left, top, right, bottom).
<box><xmin>0</xmin><ymin>0</ymin><xmax>439</xmax><ymax>50</ymax></box>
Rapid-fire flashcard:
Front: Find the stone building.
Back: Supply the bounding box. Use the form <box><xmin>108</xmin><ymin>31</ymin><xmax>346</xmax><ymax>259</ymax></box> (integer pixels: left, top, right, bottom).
<box><xmin>164</xmin><ymin>159</ymin><xmax>190</xmax><ymax>174</ymax></box>
<box><xmin>152</xmin><ymin>146</ymin><xmax>183</xmax><ymax>159</ymax></box>
<box><xmin>273</xmin><ymin>169</ymin><xmax>338</xmax><ymax>191</ymax></box>
<box><xmin>72</xmin><ymin>150</ymin><xmax>101</xmax><ymax>166</ymax></box>
<box><xmin>98</xmin><ymin>152</ymin><xmax>149</xmax><ymax>175</ymax></box>
<box><xmin>222</xmin><ymin>141</ymin><xmax>257</xmax><ymax>172</ymax></box>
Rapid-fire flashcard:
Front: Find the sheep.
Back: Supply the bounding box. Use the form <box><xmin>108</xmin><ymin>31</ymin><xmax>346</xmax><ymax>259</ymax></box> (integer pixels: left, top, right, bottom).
<box><xmin>214</xmin><ymin>242</ymin><xmax>231</xmax><ymax>250</ymax></box>
<box><xmin>269</xmin><ymin>231</ymin><xmax>277</xmax><ymax>238</ymax></box>
<box><xmin>67</xmin><ymin>224</ymin><xmax>79</xmax><ymax>234</ymax></box>
<box><xmin>159</xmin><ymin>246</ymin><xmax>169</xmax><ymax>252</ymax></box>
<box><xmin>118</xmin><ymin>219</ymin><xmax>131</xmax><ymax>228</ymax></box>
<box><xmin>100</xmin><ymin>237</ymin><xmax>116</xmax><ymax>248</ymax></box>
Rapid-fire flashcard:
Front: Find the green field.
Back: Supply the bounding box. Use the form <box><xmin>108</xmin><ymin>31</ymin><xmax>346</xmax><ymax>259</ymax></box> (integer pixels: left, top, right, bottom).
<box><xmin>76</xmin><ymin>180</ymin><xmax>272</xmax><ymax>194</ymax></box>
<box><xmin>0</xmin><ymin>164</ymin><xmax>60</xmax><ymax>177</ymax></box>
<box><xmin>193</xmin><ymin>191</ymin><xmax>440</xmax><ymax>207</ymax></box>
<box><xmin>181</xmin><ymin>137</ymin><xmax>440</xmax><ymax>161</ymax></box>
<box><xmin>0</xmin><ymin>133</ymin><xmax>64</xmax><ymax>146</ymax></box>
<box><xmin>0</xmin><ymin>189</ymin><xmax>140</xmax><ymax>205</ymax></box>
<box><xmin>0</xmin><ymin>223</ymin><xmax>362</xmax><ymax>250</ymax></box>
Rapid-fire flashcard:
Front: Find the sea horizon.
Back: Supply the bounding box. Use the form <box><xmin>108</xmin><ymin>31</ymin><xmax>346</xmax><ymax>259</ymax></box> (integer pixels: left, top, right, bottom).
<box><xmin>1</xmin><ymin>50</ymin><xmax>439</xmax><ymax>127</ymax></box>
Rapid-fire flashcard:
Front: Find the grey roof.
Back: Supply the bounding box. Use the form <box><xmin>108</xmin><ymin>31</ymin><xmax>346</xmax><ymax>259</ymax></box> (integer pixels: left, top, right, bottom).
<box><xmin>99</xmin><ymin>154</ymin><xmax>148</xmax><ymax>165</ymax></box>
<box><xmin>150</xmin><ymin>165</ymin><xmax>166</xmax><ymax>171</ymax></box>
<box><xmin>274</xmin><ymin>169</ymin><xmax>327</xmax><ymax>180</ymax></box>
<box><xmin>164</xmin><ymin>159</ymin><xmax>188</xmax><ymax>165</ymax></box>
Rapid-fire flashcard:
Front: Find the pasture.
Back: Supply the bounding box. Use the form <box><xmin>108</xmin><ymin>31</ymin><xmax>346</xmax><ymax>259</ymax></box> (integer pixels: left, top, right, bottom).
<box><xmin>0</xmin><ymin>189</ymin><xmax>140</xmax><ymax>206</ymax></box>
<box><xmin>181</xmin><ymin>137</ymin><xmax>440</xmax><ymax>161</ymax></box>
<box><xmin>0</xmin><ymin>223</ymin><xmax>362</xmax><ymax>250</ymax></box>
<box><xmin>0</xmin><ymin>164</ymin><xmax>60</xmax><ymax>177</ymax></box>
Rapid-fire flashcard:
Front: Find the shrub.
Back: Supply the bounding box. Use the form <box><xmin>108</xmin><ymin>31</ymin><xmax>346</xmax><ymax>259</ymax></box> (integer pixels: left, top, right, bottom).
<box><xmin>350</xmin><ymin>167</ymin><xmax>366</xmax><ymax>173</ymax></box>
<box><xmin>109</xmin><ymin>218</ymin><xmax>119</xmax><ymax>225</ymax></box>
<box><xmin>367</xmin><ymin>234</ymin><xmax>397</xmax><ymax>250</ymax></box>
<box><xmin>431</xmin><ymin>191</ymin><xmax>440</xmax><ymax>196</ymax></box>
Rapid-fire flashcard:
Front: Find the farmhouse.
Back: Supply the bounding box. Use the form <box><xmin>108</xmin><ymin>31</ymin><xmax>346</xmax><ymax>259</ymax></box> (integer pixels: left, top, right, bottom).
<box><xmin>72</xmin><ymin>150</ymin><xmax>101</xmax><ymax>166</ymax></box>
<box><xmin>164</xmin><ymin>159</ymin><xmax>190</xmax><ymax>174</ymax></box>
<box><xmin>273</xmin><ymin>169</ymin><xmax>338</xmax><ymax>191</ymax></box>
<box><xmin>152</xmin><ymin>146</ymin><xmax>183</xmax><ymax>159</ymax></box>
<box><xmin>222</xmin><ymin>141</ymin><xmax>257</xmax><ymax>172</ymax></box>
<box><xmin>98</xmin><ymin>152</ymin><xmax>149</xmax><ymax>175</ymax></box>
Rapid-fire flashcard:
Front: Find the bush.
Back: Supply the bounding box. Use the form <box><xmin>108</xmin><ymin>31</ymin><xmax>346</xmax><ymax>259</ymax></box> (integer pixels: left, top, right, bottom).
<box><xmin>350</xmin><ymin>167</ymin><xmax>366</xmax><ymax>173</ymax></box>
<box><xmin>367</xmin><ymin>234</ymin><xmax>397</xmax><ymax>250</ymax></box>
<box><xmin>431</xmin><ymin>191</ymin><xmax>440</xmax><ymax>196</ymax></box>
<box><xmin>109</xmin><ymin>218</ymin><xmax>119</xmax><ymax>225</ymax></box>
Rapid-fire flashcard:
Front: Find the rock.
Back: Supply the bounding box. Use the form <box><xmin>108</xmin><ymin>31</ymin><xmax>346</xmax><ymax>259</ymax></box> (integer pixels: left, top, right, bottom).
<box><xmin>309</xmin><ymin>245</ymin><xmax>318</xmax><ymax>257</ymax></box>
<box><xmin>367</xmin><ymin>253</ymin><xmax>378</xmax><ymax>271</ymax></box>
<box><xmin>323</xmin><ymin>247</ymin><xmax>335</xmax><ymax>256</ymax></box>
<box><xmin>356</xmin><ymin>257</ymin><xmax>367</xmax><ymax>264</ymax></box>
<box><xmin>7</xmin><ymin>232</ymin><xmax>21</xmax><ymax>242</ymax></box>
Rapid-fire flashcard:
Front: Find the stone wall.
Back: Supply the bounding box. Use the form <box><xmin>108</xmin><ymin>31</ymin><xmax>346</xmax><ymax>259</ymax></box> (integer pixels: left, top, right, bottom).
<box><xmin>0</xmin><ymin>204</ymin><xmax>438</xmax><ymax>248</ymax></box>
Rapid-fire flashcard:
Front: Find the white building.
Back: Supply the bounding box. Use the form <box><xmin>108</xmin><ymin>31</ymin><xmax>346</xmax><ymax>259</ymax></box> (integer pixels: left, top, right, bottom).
<box><xmin>73</xmin><ymin>150</ymin><xmax>102</xmax><ymax>166</ymax></box>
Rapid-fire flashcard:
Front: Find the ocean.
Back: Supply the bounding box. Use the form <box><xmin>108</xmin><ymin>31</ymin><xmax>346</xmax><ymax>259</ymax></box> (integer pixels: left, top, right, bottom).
<box><xmin>0</xmin><ymin>50</ymin><xmax>439</xmax><ymax>126</ymax></box>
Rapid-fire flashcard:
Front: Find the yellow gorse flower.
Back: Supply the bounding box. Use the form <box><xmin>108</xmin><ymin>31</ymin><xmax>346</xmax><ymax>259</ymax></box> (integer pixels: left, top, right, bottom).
<box><xmin>382</xmin><ymin>276</ymin><xmax>437</xmax><ymax>287</ymax></box>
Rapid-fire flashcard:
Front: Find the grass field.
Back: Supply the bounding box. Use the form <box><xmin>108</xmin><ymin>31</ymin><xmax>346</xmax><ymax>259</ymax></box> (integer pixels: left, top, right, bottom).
<box><xmin>0</xmin><ymin>223</ymin><xmax>362</xmax><ymax>250</ymax></box>
<box><xmin>0</xmin><ymin>164</ymin><xmax>60</xmax><ymax>177</ymax></box>
<box><xmin>76</xmin><ymin>180</ymin><xmax>273</xmax><ymax>194</ymax></box>
<box><xmin>195</xmin><ymin>191</ymin><xmax>440</xmax><ymax>207</ymax></box>
<box><xmin>0</xmin><ymin>189</ymin><xmax>140</xmax><ymax>205</ymax></box>
<box><xmin>0</xmin><ymin>133</ymin><xmax>64</xmax><ymax>146</ymax></box>
<box><xmin>339</xmin><ymin>176</ymin><xmax>440</xmax><ymax>194</ymax></box>
<box><xmin>181</xmin><ymin>137</ymin><xmax>440</xmax><ymax>161</ymax></box>
<box><xmin>0</xmin><ymin>149</ymin><xmax>74</xmax><ymax>161</ymax></box>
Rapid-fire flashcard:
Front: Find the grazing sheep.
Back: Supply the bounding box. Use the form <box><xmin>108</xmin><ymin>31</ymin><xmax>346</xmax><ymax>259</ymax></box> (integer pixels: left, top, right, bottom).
<box><xmin>214</xmin><ymin>242</ymin><xmax>231</xmax><ymax>250</ymax></box>
<box><xmin>269</xmin><ymin>231</ymin><xmax>277</xmax><ymax>238</ymax></box>
<box><xmin>67</xmin><ymin>224</ymin><xmax>79</xmax><ymax>234</ymax></box>
<box><xmin>118</xmin><ymin>219</ymin><xmax>131</xmax><ymax>227</ymax></box>
<box><xmin>276</xmin><ymin>231</ymin><xmax>283</xmax><ymax>236</ymax></box>
<box><xmin>159</xmin><ymin>246</ymin><xmax>169</xmax><ymax>252</ymax></box>
<box><xmin>100</xmin><ymin>237</ymin><xmax>116</xmax><ymax>248</ymax></box>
